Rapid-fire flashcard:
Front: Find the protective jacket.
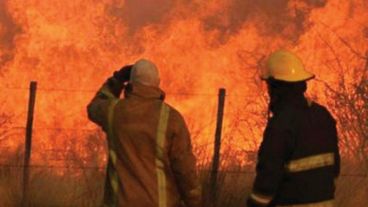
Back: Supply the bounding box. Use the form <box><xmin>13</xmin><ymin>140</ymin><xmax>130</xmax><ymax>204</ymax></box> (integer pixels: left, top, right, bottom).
<box><xmin>248</xmin><ymin>96</ymin><xmax>340</xmax><ymax>207</ymax></box>
<box><xmin>87</xmin><ymin>78</ymin><xmax>201</xmax><ymax>207</ymax></box>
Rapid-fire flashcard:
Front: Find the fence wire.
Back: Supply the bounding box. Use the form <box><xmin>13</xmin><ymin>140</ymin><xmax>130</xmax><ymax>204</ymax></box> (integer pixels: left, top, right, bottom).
<box><xmin>0</xmin><ymin>85</ymin><xmax>367</xmax><ymax>178</ymax></box>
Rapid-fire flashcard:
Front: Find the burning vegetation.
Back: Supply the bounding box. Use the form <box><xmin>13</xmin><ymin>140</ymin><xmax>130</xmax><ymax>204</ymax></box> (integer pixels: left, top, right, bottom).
<box><xmin>0</xmin><ymin>0</ymin><xmax>367</xmax><ymax>206</ymax></box>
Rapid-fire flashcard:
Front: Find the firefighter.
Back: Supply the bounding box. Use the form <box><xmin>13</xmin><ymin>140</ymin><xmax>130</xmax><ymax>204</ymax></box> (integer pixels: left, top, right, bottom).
<box><xmin>87</xmin><ymin>59</ymin><xmax>202</xmax><ymax>207</ymax></box>
<box><xmin>247</xmin><ymin>50</ymin><xmax>340</xmax><ymax>207</ymax></box>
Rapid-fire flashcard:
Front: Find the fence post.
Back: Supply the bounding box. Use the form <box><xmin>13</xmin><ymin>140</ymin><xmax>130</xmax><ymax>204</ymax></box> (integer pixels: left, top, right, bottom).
<box><xmin>209</xmin><ymin>88</ymin><xmax>226</xmax><ymax>206</ymax></box>
<box><xmin>21</xmin><ymin>81</ymin><xmax>37</xmax><ymax>207</ymax></box>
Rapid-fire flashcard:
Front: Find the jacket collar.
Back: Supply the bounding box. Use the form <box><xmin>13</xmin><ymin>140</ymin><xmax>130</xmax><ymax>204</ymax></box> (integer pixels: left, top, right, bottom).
<box><xmin>271</xmin><ymin>95</ymin><xmax>309</xmax><ymax>115</ymax></box>
<box><xmin>124</xmin><ymin>83</ymin><xmax>165</xmax><ymax>100</ymax></box>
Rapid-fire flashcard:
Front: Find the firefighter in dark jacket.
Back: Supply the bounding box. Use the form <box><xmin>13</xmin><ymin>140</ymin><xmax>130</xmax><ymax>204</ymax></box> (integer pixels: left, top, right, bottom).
<box><xmin>247</xmin><ymin>50</ymin><xmax>340</xmax><ymax>207</ymax></box>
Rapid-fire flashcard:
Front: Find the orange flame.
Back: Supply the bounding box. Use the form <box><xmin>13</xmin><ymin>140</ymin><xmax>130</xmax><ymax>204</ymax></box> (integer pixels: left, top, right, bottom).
<box><xmin>0</xmin><ymin>0</ymin><xmax>367</xmax><ymax>167</ymax></box>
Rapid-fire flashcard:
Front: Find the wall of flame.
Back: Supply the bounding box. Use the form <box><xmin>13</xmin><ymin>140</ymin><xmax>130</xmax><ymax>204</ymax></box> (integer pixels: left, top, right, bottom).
<box><xmin>0</xmin><ymin>0</ymin><xmax>367</xmax><ymax>167</ymax></box>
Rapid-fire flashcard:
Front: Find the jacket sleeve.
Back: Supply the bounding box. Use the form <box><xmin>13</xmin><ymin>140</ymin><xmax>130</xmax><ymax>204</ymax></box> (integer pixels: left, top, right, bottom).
<box><xmin>247</xmin><ymin>118</ymin><xmax>291</xmax><ymax>207</ymax></box>
<box><xmin>87</xmin><ymin>77</ymin><xmax>124</xmax><ymax>130</ymax></box>
<box><xmin>169</xmin><ymin>112</ymin><xmax>202</xmax><ymax>207</ymax></box>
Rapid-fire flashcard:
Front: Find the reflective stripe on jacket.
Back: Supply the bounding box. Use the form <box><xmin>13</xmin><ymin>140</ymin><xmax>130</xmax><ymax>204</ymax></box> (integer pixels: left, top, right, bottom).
<box><xmin>285</xmin><ymin>153</ymin><xmax>335</xmax><ymax>173</ymax></box>
<box><xmin>88</xmin><ymin>80</ymin><xmax>201</xmax><ymax>207</ymax></box>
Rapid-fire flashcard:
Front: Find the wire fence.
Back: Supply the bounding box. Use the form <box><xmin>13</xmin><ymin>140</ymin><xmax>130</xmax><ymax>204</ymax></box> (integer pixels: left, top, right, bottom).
<box><xmin>0</xmin><ymin>85</ymin><xmax>265</xmax><ymax>98</ymax></box>
<box><xmin>0</xmin><ymin>84</ymin><xmax>367</xmax><ymax>177</ymax></box>
<box><xmin>0</xmin><ymin>84</ymin><xmax>367</xmax><ymax>207</ymax></box>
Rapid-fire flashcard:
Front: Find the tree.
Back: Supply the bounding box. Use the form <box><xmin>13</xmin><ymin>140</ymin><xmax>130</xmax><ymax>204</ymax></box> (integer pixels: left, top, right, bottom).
<box><xmin>321</xmin><ymin>49</ymin><xmax>368</xmax><ymax>172</ymax></box>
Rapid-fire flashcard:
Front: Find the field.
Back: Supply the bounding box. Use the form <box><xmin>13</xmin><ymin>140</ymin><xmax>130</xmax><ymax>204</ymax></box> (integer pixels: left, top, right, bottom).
<box><xmin>0</xmin><ymin>153</ymin><xmax>366</xmax><ymax>207</ymax></box>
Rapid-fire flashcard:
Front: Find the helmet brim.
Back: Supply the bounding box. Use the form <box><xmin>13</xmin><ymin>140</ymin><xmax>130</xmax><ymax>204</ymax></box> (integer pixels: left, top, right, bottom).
<box><xmin>260</xmin><ymin>72</ymin><xmax>315</xmax><ymax>82</ymax></box>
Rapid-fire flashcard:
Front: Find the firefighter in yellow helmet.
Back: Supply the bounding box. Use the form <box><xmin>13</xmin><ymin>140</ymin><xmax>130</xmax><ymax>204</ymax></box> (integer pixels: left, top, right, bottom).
<box><xmin>87</xmin><ymin>59</ymin><xmax>202</xmax><ymax>207</ymax></box>
<box><xmin>247</xmin><ymin>50</ymin><xmax>340</xmax><ymax>207</ymax></box>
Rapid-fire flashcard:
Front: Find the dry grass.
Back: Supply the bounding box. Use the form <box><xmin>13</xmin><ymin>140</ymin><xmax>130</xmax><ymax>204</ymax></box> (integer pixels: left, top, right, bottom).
<box><xmin>0</xmin><ymin>157</ymin><xmax>366</xmax><ymax>207</ymax></box>
<box><xmin>0</xmin><ymin>145</ymin><xmax>366</xmax><ymax>207</ymax></box>
<box><xmin>0</xmin><ymin>166</ymin><xmax>105</xmax><ymax>207</ymax></box>
<box><xmin>0</xmin><ymin>149</ymin><xmax>104</xmax><ymax>207</ymax></box>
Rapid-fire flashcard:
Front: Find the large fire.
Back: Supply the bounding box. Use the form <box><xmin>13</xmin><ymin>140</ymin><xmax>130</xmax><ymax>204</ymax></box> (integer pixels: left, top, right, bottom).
<box><xmin>0</xmin><ymin>0</ymin><xmax>367</xmax><ymax>168</ymax></box>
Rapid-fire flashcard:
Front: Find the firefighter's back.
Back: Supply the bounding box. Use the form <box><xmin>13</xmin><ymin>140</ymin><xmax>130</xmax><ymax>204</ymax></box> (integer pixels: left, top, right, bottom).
<box><xmin>275</xmin><ymin>101</ymin><xmax>340</xmax><ymax>205</ymax></box>
<box><xmin>109</xmin><ymin>90</ymin><xmax>183</xmax><ymax>207</ymax></box>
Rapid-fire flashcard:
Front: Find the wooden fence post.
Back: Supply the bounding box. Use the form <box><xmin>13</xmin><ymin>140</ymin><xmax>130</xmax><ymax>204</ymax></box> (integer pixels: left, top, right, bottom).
<box><xmin>21</xmin><ymin>81</ymin><xmax>37</xmax><ymax>207</ymax></box>
<box><xmin>209</xmin><ymin>88</ymin><xmax>226</xmax><ymax>206</ymax></box>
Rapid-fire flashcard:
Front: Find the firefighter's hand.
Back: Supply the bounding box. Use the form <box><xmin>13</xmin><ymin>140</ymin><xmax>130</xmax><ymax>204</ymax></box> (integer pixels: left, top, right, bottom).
<box><xmin>113</xmin><ymin>65</ymin><xmax>133</xmax><ymax>83</ymax></box>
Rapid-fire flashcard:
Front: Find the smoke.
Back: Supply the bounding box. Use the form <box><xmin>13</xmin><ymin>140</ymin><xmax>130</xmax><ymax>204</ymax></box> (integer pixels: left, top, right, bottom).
<box><xmin>106</xmin><ymin>0</ymin><xmax>175</xmax><ymax>33</ymax></box>
<box><xmin>105</xmin><ymin>0</ymin><xmax>327</xmax><ymax>46</ymax></box>
<box><xmin>202</xmin><ymin>0</ymin><xmax>328</xmax><ymax>44</ymax></box>
<box><xmin>0</xmin><ymin>0</ymin><xmax>21</xmax><ymax>72</ymax></box>
<box><xmin>364</xmin><ymin>27</ymin><xmax>368</xmax><ymax>39</ymax></box>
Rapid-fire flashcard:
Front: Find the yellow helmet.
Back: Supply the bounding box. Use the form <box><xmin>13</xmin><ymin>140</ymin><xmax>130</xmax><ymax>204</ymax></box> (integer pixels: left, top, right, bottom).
<box><xmin>261</xmin><ymin>50</ymin><xmax>315</xmax><ymax>82</ymax></box>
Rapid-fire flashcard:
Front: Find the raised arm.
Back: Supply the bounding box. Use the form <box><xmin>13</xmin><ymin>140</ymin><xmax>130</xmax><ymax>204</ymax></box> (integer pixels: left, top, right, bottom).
<box><xmin>87</xmin><ymin>65</ymin><xmax>132</xmax><ymax>130</ymax></box>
